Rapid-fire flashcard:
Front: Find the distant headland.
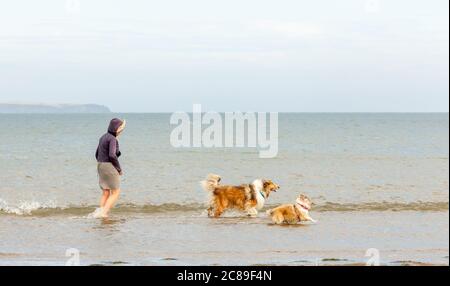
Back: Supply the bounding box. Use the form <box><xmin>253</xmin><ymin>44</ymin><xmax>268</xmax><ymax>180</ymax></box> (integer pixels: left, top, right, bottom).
<box><xmin>0</xmin><ymin>103</ymin><xmax>111</xmax><ymax>114</ymax></box>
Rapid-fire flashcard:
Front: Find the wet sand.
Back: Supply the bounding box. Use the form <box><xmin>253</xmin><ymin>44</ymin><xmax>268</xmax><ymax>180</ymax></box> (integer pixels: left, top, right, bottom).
<box><xmin>0</xmin><ymin>210</ymin><xmax>448</xmax><ymax>266</ymax></box>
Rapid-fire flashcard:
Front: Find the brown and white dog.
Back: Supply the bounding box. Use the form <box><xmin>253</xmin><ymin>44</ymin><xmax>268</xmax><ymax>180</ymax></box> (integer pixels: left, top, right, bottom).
<box><xmin>200</xmin><ymin>174</ymin><xmax>280</xmax><ymax>218</ymax></box>
<box><xmin>267</xmin><ymin>194</ymin><xmax>316</xmax><ymax>224</ymax></box>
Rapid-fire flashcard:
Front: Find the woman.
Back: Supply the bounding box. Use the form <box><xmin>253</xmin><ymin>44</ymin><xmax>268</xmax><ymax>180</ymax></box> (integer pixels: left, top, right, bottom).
<box><xmin>95</xmin><ymin>118</ymin><xmax>126</xmax><ymax>218</ymax></box>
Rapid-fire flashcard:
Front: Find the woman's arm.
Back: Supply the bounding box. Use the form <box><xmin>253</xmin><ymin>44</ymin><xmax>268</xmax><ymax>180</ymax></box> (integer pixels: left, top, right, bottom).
<box><xmin>108</xmin><ymin>138</ymin><xmax>122</xmax><ymax>174</ymax></box>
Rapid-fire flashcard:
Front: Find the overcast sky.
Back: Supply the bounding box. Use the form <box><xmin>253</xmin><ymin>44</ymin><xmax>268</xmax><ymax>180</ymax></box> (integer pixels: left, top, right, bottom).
<box><xmin>0</xmin><ymin>0</ymin><xmax>448</xmax><ymax>112</ymax></box>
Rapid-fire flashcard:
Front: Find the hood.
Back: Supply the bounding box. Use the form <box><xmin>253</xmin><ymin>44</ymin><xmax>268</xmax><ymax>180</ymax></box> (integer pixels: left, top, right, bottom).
<box><xmin>108</xmin><ymin>118</ymin><xmax>126</xmax><ymax>136</ymax></box>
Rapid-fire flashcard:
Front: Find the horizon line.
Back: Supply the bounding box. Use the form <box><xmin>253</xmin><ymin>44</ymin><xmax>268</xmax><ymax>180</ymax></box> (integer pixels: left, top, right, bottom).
<box><xmin>1</xmin><ymin>111</ymin><xmax>448</xmax><ymax>114</ymax></box>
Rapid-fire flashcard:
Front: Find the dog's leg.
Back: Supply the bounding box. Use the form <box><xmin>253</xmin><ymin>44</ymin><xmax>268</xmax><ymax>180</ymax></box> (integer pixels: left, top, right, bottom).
<box><xmin>212</xmin><ymin>199</ymin><xmax>227</xmax><ymax>218</ymax></box>
<box><xmin>271</xmin><ymin>213</ymin><xmax>285</xmax><ymax>224</ymax></box>
<box><xmin>214</xmin><ymin>208</ymin><xmax>223</xmax><ymax>218</ymax></box>
<box><xmin>304</xmin><ymin>214</ymin><xmax>317</xmax><ymax>223</ymax></box>
<box><xmin>207</xmin><ymin>206</ymin><xmax>214</xmax><ymax>217</ymax></box>
<box><xmin>247</xmin><ymin>208</ymin><xmax>258</xmax><ymax>218</ymax></box>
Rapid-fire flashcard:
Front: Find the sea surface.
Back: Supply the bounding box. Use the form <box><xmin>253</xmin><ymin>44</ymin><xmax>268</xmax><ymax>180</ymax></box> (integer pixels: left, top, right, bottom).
<box><xmin>0</xmin><ymin>113</ymin><xmax>448</xmax><ymax>265</ymax></box>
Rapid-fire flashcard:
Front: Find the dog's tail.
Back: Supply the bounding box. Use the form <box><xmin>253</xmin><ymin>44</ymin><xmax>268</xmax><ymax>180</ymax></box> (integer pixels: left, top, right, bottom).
<box><xmin>200</xmin><ymin>174</ymin><xmax>221</xmax><ymax>192</ymax></box>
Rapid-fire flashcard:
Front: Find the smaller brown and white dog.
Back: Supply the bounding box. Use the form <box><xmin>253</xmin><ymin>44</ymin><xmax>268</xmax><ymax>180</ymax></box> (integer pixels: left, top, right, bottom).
<box><xmin>267</xmin><ymin>194</ymin><xmax>316</xmax><ymax>224</ymax></box>
<box><xmin>201</xmin><ymin>174</ymin><xmax>280</xmax><ymax>218</ymax></box>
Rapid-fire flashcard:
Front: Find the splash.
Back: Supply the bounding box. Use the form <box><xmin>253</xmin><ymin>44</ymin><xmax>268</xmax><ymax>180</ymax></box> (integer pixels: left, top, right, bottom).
<box><xmin>87</xmin><ymin>208</ymin><xmax>104</xmax><ymax>219</ymax></box>
<box><xmin>0</xmin><ymin>199</ymin><xmax>57</xmax><ymax>216</ymax></box>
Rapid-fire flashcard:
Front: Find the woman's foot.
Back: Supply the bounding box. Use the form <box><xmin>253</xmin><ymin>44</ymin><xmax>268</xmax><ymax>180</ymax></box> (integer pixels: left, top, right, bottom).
<box><xmin>89</xmin><ymin>207</ymin><xmax>104</xmax><ymax>219</ymax></box>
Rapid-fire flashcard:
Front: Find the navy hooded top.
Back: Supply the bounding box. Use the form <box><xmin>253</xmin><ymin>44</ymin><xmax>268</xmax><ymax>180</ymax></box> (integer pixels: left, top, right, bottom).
<box><xmin>95</xmin><ymin>118</ymin><xmax>123</xmax><ymax>173</ymax></box>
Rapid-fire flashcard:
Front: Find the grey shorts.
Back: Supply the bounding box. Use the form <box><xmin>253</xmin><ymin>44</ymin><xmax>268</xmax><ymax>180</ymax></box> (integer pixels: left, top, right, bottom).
<box><xmin>97</xmin><ymin>162</ymin><xmax>120</xmax><ymax>190</ymax></box>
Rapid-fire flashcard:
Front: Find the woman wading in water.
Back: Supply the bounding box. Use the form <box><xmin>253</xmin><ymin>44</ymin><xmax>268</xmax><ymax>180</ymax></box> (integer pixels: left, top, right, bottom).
<box><xmin>94</xmin><ymin>118</ymin><xmax>126</xmax><ymax>218</ymax></box>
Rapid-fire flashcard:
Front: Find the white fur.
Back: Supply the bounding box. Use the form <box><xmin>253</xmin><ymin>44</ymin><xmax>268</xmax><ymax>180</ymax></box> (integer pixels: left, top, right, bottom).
<box><xmin>200</xmin><ymin>174</ymin><xmax>221</xmax><ymax>192</ymax></box>
<box><xmin>245</xmin><ymin>179</ymin><xmax>266</xmax><ymax>217</ymax></box>
<box><xmin>247</xmin><ymin>208</ymin><xmax>258</xmax><ymax>217</ymax></box>
<box><xmin>252</xmin><ymin>179</ymin><xmax>266</xmax><ymax>210</ymax></box>
<box><xmin>295</xmin><ymin>204</ymin><xmax>317</xmax><ymax>223</ymax></box>
<box><xmin>252</xmin><ymin>179</ymin><xmax>263</xmax><ymax>191</ymax></box>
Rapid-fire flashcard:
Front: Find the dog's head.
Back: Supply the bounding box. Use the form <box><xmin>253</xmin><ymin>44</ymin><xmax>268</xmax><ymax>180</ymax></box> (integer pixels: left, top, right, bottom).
<box><xmin>261</xmin><ymin>179</ymin><xmax>280</xmax><ymax>198</ymax></box>
<box><xmin>296</xmin><ymin>194</ymin><xmax>313</xmax><ymax>211</ymax></box>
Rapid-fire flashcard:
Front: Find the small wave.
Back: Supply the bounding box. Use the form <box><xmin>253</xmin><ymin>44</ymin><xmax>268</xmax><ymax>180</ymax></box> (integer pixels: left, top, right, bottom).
<box><xmin>0</xmin><ymin>200</ymin><xmax>205</xmax><ymax>217</ymax></box>
<box><xmin>0</xmin><ymin>200</ymin><xmax>448</xmax><ymax>216</ymax></box>
<box><xmin>315</xmin><ymin>201</ymin><xmax>449</xmax><ymax>212</ymax></box>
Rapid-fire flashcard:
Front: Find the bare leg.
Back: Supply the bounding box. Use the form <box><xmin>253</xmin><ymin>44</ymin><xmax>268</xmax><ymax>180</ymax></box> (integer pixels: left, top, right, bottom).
<box><xmin>101</xmin><ymin>189</ymin><xmax>121</xmax><ymax>217</ymax></box>
<box><xmin>100</xmin><ymin>190</ymin><xmax>110</xmax><ymax>208</ymax></box>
